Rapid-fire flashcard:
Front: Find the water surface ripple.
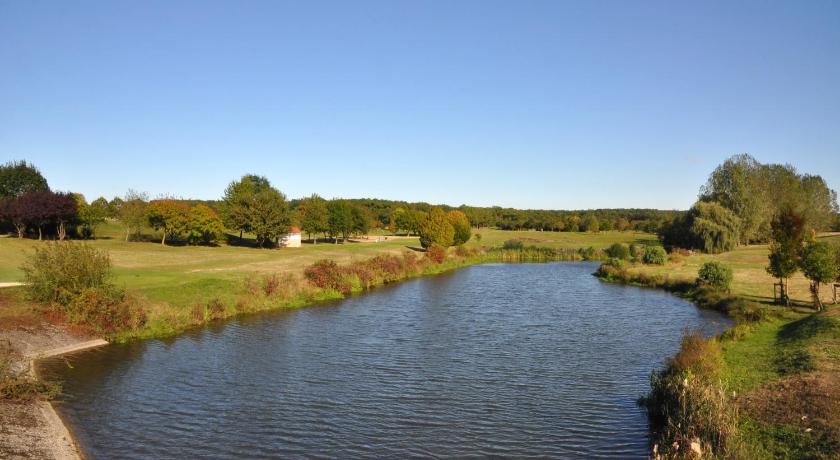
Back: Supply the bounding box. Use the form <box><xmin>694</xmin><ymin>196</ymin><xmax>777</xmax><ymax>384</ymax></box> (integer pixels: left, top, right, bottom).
<box><xmin>40</xmin><ymin>262</ymin><xmax>731</xmax><ymax>459</ymax></box>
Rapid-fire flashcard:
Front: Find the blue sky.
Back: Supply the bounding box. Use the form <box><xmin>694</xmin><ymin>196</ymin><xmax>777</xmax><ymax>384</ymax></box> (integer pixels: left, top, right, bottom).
<box><xmin>1</xmin><ymin>1</ymin><xmax>838</xmax><ymax>209</ymax></box>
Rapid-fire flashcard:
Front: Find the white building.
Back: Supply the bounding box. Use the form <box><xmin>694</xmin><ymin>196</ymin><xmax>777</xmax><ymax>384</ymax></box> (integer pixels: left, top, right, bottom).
<box><xmin>279</xmin><ymin>226</ymin><xmax>302</xmax><ymax>248</ymax></box>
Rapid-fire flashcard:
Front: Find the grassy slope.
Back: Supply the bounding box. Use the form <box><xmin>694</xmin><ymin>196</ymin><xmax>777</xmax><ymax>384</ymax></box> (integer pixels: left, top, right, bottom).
<box><xmin>624</xmin><ymin>233</ymin><xmax>840</xmax><ymax>458</ymax></box>
<box><xmin>0</xmin><ymin>222</ymin><xmax>655</xmax><ymax>331</ymax></box>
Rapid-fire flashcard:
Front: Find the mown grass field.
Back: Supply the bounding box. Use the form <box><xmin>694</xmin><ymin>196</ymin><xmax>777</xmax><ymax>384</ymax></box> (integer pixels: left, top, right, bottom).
<box><xmin>0</xmin><ymin>222</ymin><xmax>655</xmax><ymax>332</ymax></box>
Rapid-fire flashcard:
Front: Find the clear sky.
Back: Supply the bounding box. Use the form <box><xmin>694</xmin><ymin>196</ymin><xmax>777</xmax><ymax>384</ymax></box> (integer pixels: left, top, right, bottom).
<box><xmin>1</xmin><ymin>1</ymin><xmax>838</xmax><ymax>210</ymax></box>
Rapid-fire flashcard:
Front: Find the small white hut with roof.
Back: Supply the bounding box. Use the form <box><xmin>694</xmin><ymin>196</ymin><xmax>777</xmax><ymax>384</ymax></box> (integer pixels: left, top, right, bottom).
<box><xmin>279</xmin><ymin>226</ymin><xmax>302</xmax><ymax>248</ymax></box>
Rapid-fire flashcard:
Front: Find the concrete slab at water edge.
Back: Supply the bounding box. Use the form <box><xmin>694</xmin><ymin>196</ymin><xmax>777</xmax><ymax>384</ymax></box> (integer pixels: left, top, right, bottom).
<box><xmin>1</xmin><ymin>324</ymin><xmax>106</xmax><ymax>460</ymax></box>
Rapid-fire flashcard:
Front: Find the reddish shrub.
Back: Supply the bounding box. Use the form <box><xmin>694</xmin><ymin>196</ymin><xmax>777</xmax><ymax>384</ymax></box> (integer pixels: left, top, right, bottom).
<box><xmin>304</xmin><ymin>259</ymin><xmax>351</xmax><ymax>295</ymax></box>
<box><xmin>425</xmin><ymin>245</ymin><xmax>447</xmax><ymax>264</ymax></box>
<box><xmin>68</xmin><ymin>288</ymin><xmax>146</xmax><ymax>335</ymax></box>
<box><xmin>263</xmin><ymin>273</ymin><xmax>280</xmax><ymax>296</ymax></box>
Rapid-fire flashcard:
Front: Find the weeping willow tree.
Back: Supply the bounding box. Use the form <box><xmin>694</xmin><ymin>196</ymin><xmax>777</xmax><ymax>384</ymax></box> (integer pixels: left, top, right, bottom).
<box><xmin>659</xmin><ymin>201</ymin><xmax>740</xmax><ymax>254</ymax></box>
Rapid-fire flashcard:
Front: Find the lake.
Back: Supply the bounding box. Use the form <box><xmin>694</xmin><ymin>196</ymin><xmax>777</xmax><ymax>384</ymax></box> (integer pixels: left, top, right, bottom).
<box><xmin>40</xmin><ymin>262</ymin><xmax>731</xmax><ymax>459</ymax></box>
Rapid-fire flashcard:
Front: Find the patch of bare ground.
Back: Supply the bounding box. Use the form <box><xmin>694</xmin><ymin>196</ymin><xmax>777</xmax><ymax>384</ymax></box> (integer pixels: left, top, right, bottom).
<box><xmin>0</xmin><ymin>322</ymin><xmax>93</xmax><ymax>460</ymax></box>
<box><xmin>740</xmin><ymin>372</ymin><xmax>840</xmax><ymax>451</ymax></box>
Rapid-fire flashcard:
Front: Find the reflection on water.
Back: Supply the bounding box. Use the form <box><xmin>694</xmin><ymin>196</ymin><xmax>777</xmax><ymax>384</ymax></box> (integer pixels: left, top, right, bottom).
<box><xmin>40</xmin><ymin>262</ymin><xmax>731</xmax><ymax>459</ymax></box>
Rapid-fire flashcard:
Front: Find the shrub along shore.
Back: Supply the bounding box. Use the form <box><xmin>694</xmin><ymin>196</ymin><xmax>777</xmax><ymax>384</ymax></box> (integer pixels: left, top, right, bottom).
<box><xmin>595</xmin><ymin>241</ymin><xmax>840</xmax><ymax>459</ymax></box>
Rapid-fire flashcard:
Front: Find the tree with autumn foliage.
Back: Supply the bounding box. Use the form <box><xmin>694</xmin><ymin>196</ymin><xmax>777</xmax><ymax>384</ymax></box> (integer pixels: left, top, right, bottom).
<box><xmin>419</xmin><ymin>207</ymin><xmax>454</xmax><ymax>249</ymax></box>
<box><xmin>447</xmin><ymin>210</ymin><xmax>471</xmax><ymax>245</ymax></box>
<box><xmin>186</xmin><ymin>204</ymin><xmax>225</xmax><ymax>245</ymax></box>
<box><xmin>146</xmin><ymin>199</ymin><xmax>190</xmax><ymax>245</ymax></box>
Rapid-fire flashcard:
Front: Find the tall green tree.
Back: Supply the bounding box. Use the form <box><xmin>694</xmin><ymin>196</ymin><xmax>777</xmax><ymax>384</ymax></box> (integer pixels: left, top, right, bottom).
<box><xmin>659</xmin><ymin>201</ymin><xmax>740</xmax><ymax>254</ymax></box>
<box><xmin>118</xmin><ymin>190</ymin><xmax>148</xmax><ymax>241</ymax></box>
<box><xmin>447</xmin><ymin>210</ymin><xmax>471</xmax><ymax>245</ymax></box>
<box><xmin>799</xmin><ymin>241</ymin><xmax>839</xmax><ymax>311</ymax></box>
<box><xmin>327</xmin><ymin>200</ymin><xmax>353</xmax><ymax>243</ymax></box>
<box><xmin>74</xmin><ymin>194</ymin><xmax>107</xmax><ymax>238</ymax></box>
<box><xmin>146</xmin><ymin>199</ymin><xmax>190</xmax><ymax>246</ymax></box>
<box><xmin>766</xmin><ymin>207</ymin><xmax>806</xmax><ymax>305</ymax></box>
<box><xmin>249</xmin><ymin>187</ymin><xmax>289</xmax><ymax>248</ymax></box>
<box><xmin>299</xmin><ymin>194</ymin><xmax>329</xmax><ymax>243</ymax></box>
<box><xmin>0</xmin><ymin>160</ymin><xmax>49</xmax><ymax>198</ymax></box>
<box><xmin>222</xmin><ymin>175</ymin><xmax>271</xmax><ymax>240</ymax></box>
<box><xmin>186</xmin><ymin>204</ymin><xmax>225</xmax><ymax>245</ymax></box>
<box><xmin>419</xmin><ymin>207</ymin><xmax>455</xmax><ymax>249</ymax></box>
<box><xmin>350</xmin><ymin>205</ymin><xmax>371</xmax><ymax>236</ymax></box>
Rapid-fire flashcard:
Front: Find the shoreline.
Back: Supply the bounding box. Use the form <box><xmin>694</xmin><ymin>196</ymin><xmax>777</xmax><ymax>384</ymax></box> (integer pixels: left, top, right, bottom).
<box><xmin>29</xmin><ymin>339</ymin><xmax>109</xmax><ymax>460</ymax></box>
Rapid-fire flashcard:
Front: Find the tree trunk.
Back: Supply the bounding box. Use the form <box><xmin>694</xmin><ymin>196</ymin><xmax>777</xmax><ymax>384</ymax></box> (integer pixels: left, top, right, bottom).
<box><xmin>239</xmin><ymin>230</ymin><xmax>243</xmax><ymax>241</ymax></box>
<box><xmin>811</xmin><ymin>281</ymin><xmax>823</xmax><ymax>311</ymax></box>
<box><xmin>38</xmin><ymin>226</ymin><xmax>42</xmax><ymax>240</ymax></box>
<box><xmin>126</xmin><ymin>227</ymin><xmax>130</xmax><ymax>242</ymax></box>
<box><xmin>58</xmin><ymin>222</ymin><xmax>66</xmax><ymax>241</ymax></box>
<box><xmin>15</xmin><ymin>223</ymin><xmax>24</xmax><ymax>238</ymax></box>
<box><xmin>161</xmin><ymin>232</ymin><xmax>166</xmax><ymax>246</ymax></box>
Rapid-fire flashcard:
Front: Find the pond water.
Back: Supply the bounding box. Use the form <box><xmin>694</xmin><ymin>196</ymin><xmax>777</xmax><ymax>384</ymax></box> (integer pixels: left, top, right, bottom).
<box><xmin>40</xmin><ymin>262</ymin><xmax>731</xmax><ymax>459</ymax></box>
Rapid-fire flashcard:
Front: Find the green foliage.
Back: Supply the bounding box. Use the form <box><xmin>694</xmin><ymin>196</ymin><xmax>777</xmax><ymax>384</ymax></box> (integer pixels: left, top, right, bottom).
<box><xmin>327</xmin><ymin>200</ymin><xmax>353</xmax><ymax>241</ymax></box>
<box><xmin>697</xmin><ymin>261</ymin><xmax>734</xmax><ymax>291</ymax></box>
<box><xmin>299</xmin><ymin>194</ymin><xmax>329</xmax><ymax>241</ymax></box>
<box><xmin>146</xmin><ymin>199</ymin><xmax>190</xmax><ymax>245</ymax></box>
<box><xmin>502</xmin><ymin>239</ymin><xmax>524</xmax><ymax>250</ymax></box>
<box><xmin>251</xmin><ymin>187</ymin><xmax>289</xmax><ymax>248</ymax></box>
<box><xmin>581</xmin><ymin>214</ymin><xmax>599</xmax><ymax>233</ymax></box>
<box><xmin>419</xmin><ymin>207</ymin><xmax>455</xmax><ymax>248</ymax></box>
<box><xmin>605</xmin><ymin>242</ymin><xmax>630</xmax><ymax>260</ymax></box>
<box><xmin>800</xmin><ymin>241</ymin><xmax>838</xmax><ymax>285</ymax></box>
<box><xmin>700</xmin><ymin>154</ymin><xmax>838</xmax><ymax>242</ymax></box>
<box><xmin>799</xmin><ymin>240</ymin><xmax>838</xmax><ymax>309</ymax></box>
<box><xmin>186</xmin><ymin>204</ymin><xmax>225</xmax><ymax>245</ymax></box>
<box><xmin>642</xmin><ymin>245</ymin><xmax>667</xmax><ymax>265</ymax></box>
<box><xmin>659</xmin><ymin>201</ymin><xmax>740</xmax><ymax>254</ymax></box>
<box><xmin>766</xmin><ymin>207</ymin><xmax>806</xmax><ymax>282</ymax></box>
<box><xmin>117</xmin><ymin>189</ymin><xmax>148</xmax><ymax>242</ymax></box>
<box><xmin>74</xmin><ymin>193</ymin><xmax>107</xmax><ymax>238</ymax></box>
<box><xmin>0</xmin><ymin>160</ymin><xmax>49</xmax><ymax>198</ymax></box>
<box><xmin>350</xmin><ymin>204</ymin><xmax>371</xmax><ymax>236</ymax></box>
<box><xmin>447</xmin><ymin>210</ymin><xmax>471</xmax><ymax>245</ymax></box>
<box><xmin>21</xmin><ymin>242</ymin><xmax>114</xmax><ymax>305</ymax></box>
<box><xmin>221</xmin><ymin>175</ymin><xmax>290</xmax><ymax>246</ymax></box>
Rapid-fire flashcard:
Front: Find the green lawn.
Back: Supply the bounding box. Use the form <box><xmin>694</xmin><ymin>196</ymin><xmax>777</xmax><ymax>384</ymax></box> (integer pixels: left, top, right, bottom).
<box><xmin>1</xmin><ymin>222</ymin><xmax>654</xmax><ymax>323</ymax></box>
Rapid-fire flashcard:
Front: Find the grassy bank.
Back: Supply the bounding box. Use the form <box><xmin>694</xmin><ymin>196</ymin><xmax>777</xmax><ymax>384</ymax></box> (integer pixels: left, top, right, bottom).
<box><xmin>596</xmin><ymin>234</ymin><xmax>840</xmax><ymax>459</ymax></box>
<box><xmin>0</xmin><ymin>223</ymin><xmax>655</xmax><ymax>341</ymax></box>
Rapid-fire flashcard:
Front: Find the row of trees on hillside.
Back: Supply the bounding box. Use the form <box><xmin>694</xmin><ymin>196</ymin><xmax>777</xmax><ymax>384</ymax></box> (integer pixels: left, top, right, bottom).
<box><xmin>289</xmin><ymin>197</ymin><xmax>682</xmax><ymax>234</ymax></box>
<box><xmin>660</xmin><ymin>154</ymin><xmax>838</xmax><ymax>254</ymax></box>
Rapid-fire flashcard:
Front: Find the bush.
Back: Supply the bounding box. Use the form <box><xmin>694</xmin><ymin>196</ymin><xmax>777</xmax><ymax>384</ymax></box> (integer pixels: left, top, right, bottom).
<box><xmin>697</xmin><ymin>261</ymin><xmax>734</xmax><ymax>292</ymax></box>
<box><xmin>304</xmin><ymin>259</ymin><xmax>351</xmax><ymax>295</ymax></box>
<box><xmin>425</xmin><ymin>245</ymin><xmax>447</xmax><ymax>264</ymax></box>
<box><xmin>21</xmin><ymin>242</ymin><xmax>113</xmax><ymax>305</ymax></box>
<box><xmin>605</xmin><ymin>243</ymin><xmax>630</xmax><ymax>260</ymax></box>
<box><xmin>642</xmin><ymin>245</ymin><xmax>667</xmax><ymax>265</ymax></box>
<box><xmin>67</xmin><ymin>288</ymin><xmax>146</xmax><ymax>335</ymax></box>
<box><xmin>20</xmin><ymin>243</ymin><xmax>146</xmax><ymax>335</ymax></box>
<box><xmin>640</xmin><ymin>331</ymin><xmax>737</xmax><ymax>458</ymax></box>
<box><xmin>502</xmin><ymin>239</ymin><xmax>524</xmax><ymax>250</ymax></box>
<box><xmin>578</xmin><ymin>246</ymin><xmax>601</xmax><ymax>261</ymax></box>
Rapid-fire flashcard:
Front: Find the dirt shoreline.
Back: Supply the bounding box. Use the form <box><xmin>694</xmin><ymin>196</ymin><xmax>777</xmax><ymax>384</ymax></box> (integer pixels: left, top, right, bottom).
<box><xmin>0</xmin><ymin>323</ymin><xmax>107</xmax><ymax>460</ymax></box>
